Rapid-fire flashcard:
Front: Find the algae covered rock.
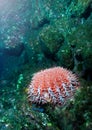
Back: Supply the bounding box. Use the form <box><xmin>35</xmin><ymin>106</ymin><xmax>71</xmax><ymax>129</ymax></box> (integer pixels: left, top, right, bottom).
<box><xmin>67</xmin><ymin>0</ymin><xmax>92</xmax><ymax>18</ymax></box>
<box><xmin>39</xmin><ymin>25</ymin><xmax>64</xmax><ymax>54</ymax></box>
<box><xmin>67</xmin><ymin>21</ymin><xmax>92</xmax><ymax>79</ymax></box>
<box><xmin>56</xmin><ymin>43</ymin><xmax>73</xmax><ymax>68</ymax></box>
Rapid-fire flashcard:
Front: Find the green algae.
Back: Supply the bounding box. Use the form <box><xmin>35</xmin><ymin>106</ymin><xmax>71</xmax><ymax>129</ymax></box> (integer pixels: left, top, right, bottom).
<box><xmin>40</xmin><ymin>25</ymin><xmax>64</xmax><ymax>54</ymax></box>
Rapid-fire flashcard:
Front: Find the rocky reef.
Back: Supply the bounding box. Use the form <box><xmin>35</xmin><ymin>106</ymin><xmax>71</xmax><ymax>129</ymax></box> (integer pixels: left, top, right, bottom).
<box><xmin>0</xmin><ymin>0</ymin><xmax>92</xmax><ymax>130</ymax></box>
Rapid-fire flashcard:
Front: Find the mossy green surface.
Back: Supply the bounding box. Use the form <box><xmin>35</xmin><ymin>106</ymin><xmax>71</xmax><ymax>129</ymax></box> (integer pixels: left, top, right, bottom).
<box><xmin>68</xmin><ymin>22</ymin><xmax>92</xmax><ymax>70</ymax></box>
<box><xmin>56</xmin><ymin>43</ymin><xmax>73</xmax><ymax>68</ymax></box>
<box><xmin>40</xmin><ymin>25</ymin><xmax>64</xmax><ymax>54</ymax></box>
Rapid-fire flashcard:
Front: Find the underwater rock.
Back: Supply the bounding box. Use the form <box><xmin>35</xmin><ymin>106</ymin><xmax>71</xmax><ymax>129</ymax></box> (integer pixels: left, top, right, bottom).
<box><xmin>82</xmin><ymin>68</ymin><xmax>92</xmax><ymax>81</ymax></box>
<box><xmin>68</xmin><ymin>21</ymin><xmax>92</xmax><ymax>79</ymax></box>
<box><xmin>2</xmin><ymin>43</ymin><xmax>24</xmax><ymax>57</ymax></box>
<box><xmin>56</xmin><ymin>43</ymin><xmax>73</xmax><ymax>69</ymax></box>
<box><xmin>68</xmin><ymin>0</ymin><xmax>92</xmax><ymax>18</ymax></box>
<box><xmin>80</xmin><ymin>1</ymin><xmax>92</xmax><ymax>19</ymax></box>
<box><xmin>0</xmin><ymin>54</ymin><xmax>5</xmax><ymax>78</ymax></box>
<box><xmin>32</xmin><ymin>18</ymin><xmax>50</xmax><ymax>30</ymax></box>
<box><xmin>39</xmin><ymin>25</ymin><xmax>64</xmax><ymax>54</ymax></box>
<box><xmin>39</xmin><ymin>38</ymin><xmax>57</xmax><ymax>62</ymax></box>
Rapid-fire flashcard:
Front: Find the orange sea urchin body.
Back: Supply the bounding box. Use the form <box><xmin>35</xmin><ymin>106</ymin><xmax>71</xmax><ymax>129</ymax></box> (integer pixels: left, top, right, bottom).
<box><xmin>28</xmin><ymin>67</ymin><xmax>80</xmax><ymax>105</ymax></box>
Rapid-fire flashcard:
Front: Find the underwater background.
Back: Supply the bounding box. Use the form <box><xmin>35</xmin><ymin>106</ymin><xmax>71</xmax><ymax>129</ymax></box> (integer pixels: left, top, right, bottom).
<box><xmin>0</xmin><ymin>0</ymin><xmax>92</xmax><ymax>130</ymax></box>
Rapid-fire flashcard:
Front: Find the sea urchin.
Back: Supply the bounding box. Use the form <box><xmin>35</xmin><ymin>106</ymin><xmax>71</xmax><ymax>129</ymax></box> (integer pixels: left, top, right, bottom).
<box><xmin>28</xmin><ymin>67</ymin><xmax>80</xmax><ymax>105</ymax></box>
